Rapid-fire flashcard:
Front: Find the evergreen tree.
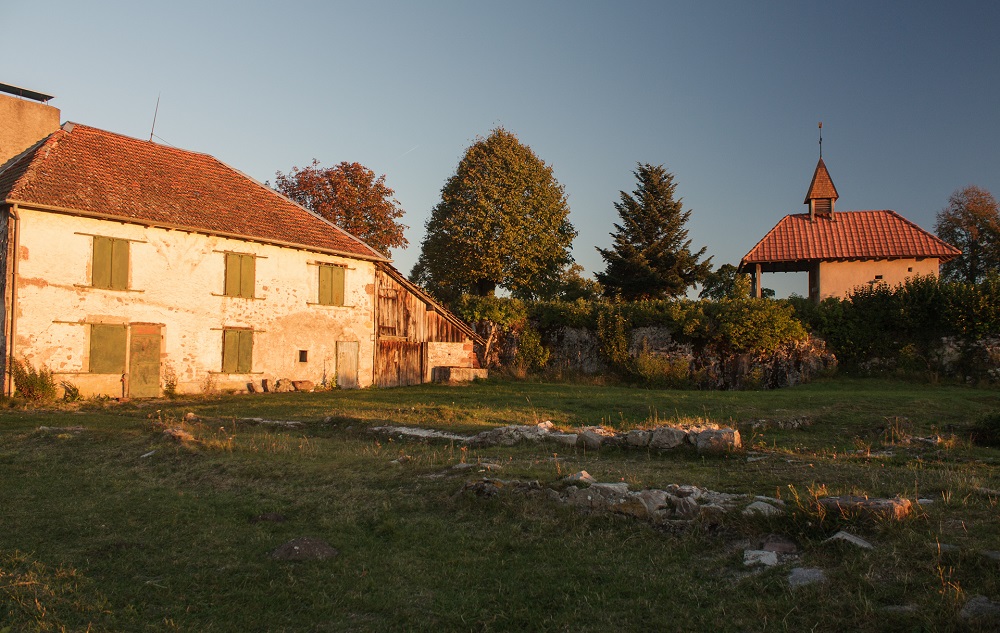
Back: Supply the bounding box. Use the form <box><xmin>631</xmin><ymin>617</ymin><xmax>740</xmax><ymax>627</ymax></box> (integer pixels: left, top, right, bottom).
<box><xmin>596</xmin><ymin>163</ymin><xmax>711</xmax><ymax>299</ymax></box>
<box><xmin>410</xmin><ymin>128</ymin><xmax>576</xmax><ymax>304</ymax></box>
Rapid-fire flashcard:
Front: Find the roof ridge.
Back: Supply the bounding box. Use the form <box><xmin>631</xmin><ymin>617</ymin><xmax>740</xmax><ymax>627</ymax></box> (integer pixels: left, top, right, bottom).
<box><xmin>3</xmin><ymin>121</ymin><xmax>389</xmax><ymax>261</ymax></box>
<box><xmin>62</xmin><ymin>121</ymin><xmax>221</xmax><ymax>161</ymax></box>
<box><xmin>741</xmin><ymin>209</ymin><xmax>961</xmax><ymax>268</ymax></box>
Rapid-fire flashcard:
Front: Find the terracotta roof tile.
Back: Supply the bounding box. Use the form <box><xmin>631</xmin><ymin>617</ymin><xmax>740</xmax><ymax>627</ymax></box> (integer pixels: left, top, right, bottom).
<box><xmin>804</xmin><ymin>158</ymin><xmax>839</xmax><ymax>203</ymax></box>
<box><xmin>741</xmin><ymin>210</ymin><xmax>961</xmax><ymax>266</ymax></box>
<box><xmin>0</xmin><ymin>123</ymin><xmax>386</xmax><ymax>261</ymax></box>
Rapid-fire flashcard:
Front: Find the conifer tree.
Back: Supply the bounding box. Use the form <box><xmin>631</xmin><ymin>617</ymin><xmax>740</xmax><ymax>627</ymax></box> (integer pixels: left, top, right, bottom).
<box><xmin>596</xmin><ymin>163</ymin><xmax>711</xmax><ymax>299</ymax></box>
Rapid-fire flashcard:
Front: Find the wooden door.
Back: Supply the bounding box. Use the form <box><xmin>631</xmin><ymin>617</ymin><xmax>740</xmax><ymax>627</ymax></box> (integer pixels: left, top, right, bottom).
<box><xmin>376</xmin><ymin>340</ymin><xmax>425</xmax><ymax>388</ymax></box>
<box><xmin>336</xmin><ymin>341</ymin><xmax>359</xmax><ymax>389</ymax></box>
<box><xmin>129</xmin><ymin>324</ymin><xmax>161</xmax><ymax>398</ymax></box>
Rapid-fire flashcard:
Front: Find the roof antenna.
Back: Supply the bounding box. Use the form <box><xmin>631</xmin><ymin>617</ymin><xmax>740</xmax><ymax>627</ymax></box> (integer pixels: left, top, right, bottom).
<box><xmin>818</xmin><ymin>121</ymin><xmax>823</xmax><ymax>159</ymax></box>
<box><xmin>149</xmin><ymin>93</ymin><xmax>160</xmax><ymax>142</ymax></box>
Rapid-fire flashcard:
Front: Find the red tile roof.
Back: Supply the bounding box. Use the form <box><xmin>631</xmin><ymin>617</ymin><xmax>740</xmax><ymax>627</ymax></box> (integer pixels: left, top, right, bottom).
<box><xmin>0</xmin><ymin>123</ymin><xmax>386</xmax><ymax>261</ymax></box>
<box><xmin>804</xmin><ymin>158</ymin><xmax>838</xmax><ymax>203</ymax></box>
<box><xmin>741</xmin><ymin>210</ymin><xmax>961</xmax><ymax>268</ymax></box>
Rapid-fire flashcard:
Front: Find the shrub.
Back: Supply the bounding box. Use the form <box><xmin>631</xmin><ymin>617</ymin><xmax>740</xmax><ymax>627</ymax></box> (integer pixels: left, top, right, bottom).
<box><xmin>710</xmin><ymin>297</ymin><xmax>807</xmax><ymax>355</ymax></box>
<box><xmin>969</xmin><ymin>412</ymin><xmax>1000</xmax><ymax>448</ymax></box>
<box><xmin>514</xmin><ymin>325</ymin><xmax>550</xmax><ymax>373</ymax></box>
<box><xmin>454</xmin><ymin>295</ymin><xmax>526</xmax><ymax>328</ymax></box>
<box><xmin>163</xmin><ymin>362</ymin><xmax>179</xmax><ymax>398</ymax></box>
<box><xmin>595</xmin><ymin>306</ymin><xmax>631</xmax><ymax>374</ymax></box>
<box><xmin>632</xmin><ymin>352</ymin><xmax>691</xmax><ymax>388</ymax></box>
<box><xmin>60</xmin><ymin>381</ymin><xmax>81</xmax><ymax>402</ymax></box>
<box><xmin>10</xmin><ymin>358</ymin><xmax>57</xmax><ymax>402</ymax></box>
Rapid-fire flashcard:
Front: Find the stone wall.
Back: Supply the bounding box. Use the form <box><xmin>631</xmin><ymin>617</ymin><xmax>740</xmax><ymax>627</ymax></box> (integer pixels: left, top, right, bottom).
<box><xmin>13</xmin><ymin>208</ymin><xmax>378</xmax><ymax>396</ymax></box>
<box><xmin>540</xmin><ymin>325</ymin><xmax>836</xmax><ymax>389</ymax></box>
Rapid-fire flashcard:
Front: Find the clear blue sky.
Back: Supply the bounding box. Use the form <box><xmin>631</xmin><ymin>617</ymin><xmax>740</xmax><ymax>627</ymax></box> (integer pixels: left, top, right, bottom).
<box><xmin>5</xmin><ymin>1</ymin><xmax>999</xmax><ymax>297</ymax></box>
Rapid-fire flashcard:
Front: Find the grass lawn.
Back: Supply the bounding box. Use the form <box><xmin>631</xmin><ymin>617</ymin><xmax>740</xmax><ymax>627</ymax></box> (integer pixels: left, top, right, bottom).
<box><xmin>1</xmin><ymin>377</ymin><xmax>999</xmax><ymax>631</ymax></box>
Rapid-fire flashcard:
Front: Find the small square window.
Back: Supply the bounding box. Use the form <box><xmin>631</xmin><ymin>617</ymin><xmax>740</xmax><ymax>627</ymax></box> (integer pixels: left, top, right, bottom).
<box><xmin>907</xmin><ymin>267</ymin><xmax>913</xmax><ymax>273</ymax></box>
<box><xmin>874</xmin><ymin>275</ymin><xmax>884</xmax><ymax>280</ymax></box>
<box><xmin>298</xmin><ymin>350</ymin><xmax>308</xmax><ymax>363</ymax></box>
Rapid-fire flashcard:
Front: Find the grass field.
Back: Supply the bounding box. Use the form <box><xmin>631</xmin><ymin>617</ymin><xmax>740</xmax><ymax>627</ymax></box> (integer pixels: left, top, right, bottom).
<box><xmin>1</xmin><ymin>377</ymin><xmax>999</xmax><ymax>631</ymax></box>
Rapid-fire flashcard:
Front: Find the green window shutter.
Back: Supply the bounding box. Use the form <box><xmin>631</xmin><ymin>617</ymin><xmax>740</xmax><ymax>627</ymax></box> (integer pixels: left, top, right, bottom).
<box><xmin>318</xmin><ymin>265</ymin><xmax>333</xmax><ymax>305</ymax></box>
<box><xmin>225</xmin><ymin>253</ymin><xmax>255</xmax><ymax>298</ymax></box>
<box><xmin>222</xmin><ymin>329</ymin><xmax>254</xmax><ymax>373</ymax></box>
<box><xmin>90</xmin><ymin>324</ymin><xmax>126</xmax><ymax>373</ymax></box>
<box><xmin>237</xmin><ymin>330</ymin><xmax>253</xmax><ymax>373</ymax></box>
<box><xmin>93</xmin><ymin>236</ymin><xmax>112</xmax><ymax>288</ymax></box>
<box><xmin>331</xmin><ymin>265</ymin><xmax>345</xmax><ymax>306</ymax></box>
<box><xmin>225</xmin><ymin>253</ymin><xmax>241</xmax><ymax>297</ymax></box>
<box><xmin>111</xmin><ymin>239</ymin><xmax>129</xmax><ymax>290</ymax></box>
<box><xmin>240</xmin><ymin>255</ymin><xmax>255</xmax><ymax>299</ymax></box>
<box><xmin>223</xmin><ymin>329</ymin><xmax>240</xmax><ymax>373</ymax></box>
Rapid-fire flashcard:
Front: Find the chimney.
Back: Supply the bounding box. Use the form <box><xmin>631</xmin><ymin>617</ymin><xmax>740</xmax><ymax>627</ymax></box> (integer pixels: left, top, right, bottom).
<box><xmin>0</xmin><ymin>83</ymin><xmax>60</xmax><ymax>167</ymax></box>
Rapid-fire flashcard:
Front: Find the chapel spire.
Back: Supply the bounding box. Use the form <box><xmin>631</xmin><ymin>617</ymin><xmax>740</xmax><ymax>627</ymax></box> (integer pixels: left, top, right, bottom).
<box><xmin>804</xmin><ymin>157</ymin><xmax>838</xmax><ymax>220</ymax></box>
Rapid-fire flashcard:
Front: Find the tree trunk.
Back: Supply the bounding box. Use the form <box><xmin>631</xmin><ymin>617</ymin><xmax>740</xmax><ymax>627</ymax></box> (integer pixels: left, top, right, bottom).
<box><xmin>475</xmin><ymin>279</ymin><xmax>497</xmax><ymax>296</ymax></box>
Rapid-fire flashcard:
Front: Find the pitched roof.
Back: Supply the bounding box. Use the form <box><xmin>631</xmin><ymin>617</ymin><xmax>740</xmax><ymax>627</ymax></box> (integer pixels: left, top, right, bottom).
<box><xmin>804</xmin><ymin>157</ymin><xmax>839</xmax><ymax>203</ymax></box>
<box><xmin>741</xmin><ymin>210</ymin><xmax>961</xmax><ymax>269</ymax></box>
<box><xmin>0</xmin><ymin>123</ymin><xmax>386</xmax><ymax>261</ymax></box>
<box><xmin>375</xmin><ymin>263</ymin><xmax>483</xmax><ymax>345</ymax></box>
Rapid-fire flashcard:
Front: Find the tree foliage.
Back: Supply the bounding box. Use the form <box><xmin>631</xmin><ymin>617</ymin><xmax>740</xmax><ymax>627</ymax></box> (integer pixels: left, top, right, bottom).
<box><xmin>535</xmin><ymin>263</ymin><xmax>603</xmax><ymax>301</ymax></box>
<box><xmin>935</xmin><ymin>185</ymin><xmax>1000</xmax><ymax>284</ymax></box>
<box><xmin>699</xmin><ymin>264</ymin><xmax>773</xmax><ymax>300</ymax></box>
<box><xmin>596</xmin><ymin>163</ymin><xmax>712</xmax><ymax>300</ymax></box>
<box><xmin>273</xmin><ymin>160</ymin><xmax>408</xmax><ymax>257</ymax></box>
<box><xmin>410</xmin><ymin>128</ymin><xmax>576</xmax><ymax>303</ymax></box>
<box><xmin>789</xmin><ymin>274</ymin><xmax>1000</xmax><ymax>374</ymax></box>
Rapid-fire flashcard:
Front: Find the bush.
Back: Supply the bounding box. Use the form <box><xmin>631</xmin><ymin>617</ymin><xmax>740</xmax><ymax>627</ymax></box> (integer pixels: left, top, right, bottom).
<box><xmin>632</xmin><ymin>352</ymin><xmax>691</xmax><ymax>388</ymax></box>
<box><xmin>60</xmin><ymin>381</ymin><xmax>81</xmax><ymax>402</ymax></box>
<box><xmin>791</xmin><ymin>276</ymin><xmax>1000</xmax><ymax>376</ymax></box>
<box><xmin>514</xmin><ymin>325</ymin><xmax>549</xmax><ymax>373</ymax></box>
<box><xmin>10</xmin><ymin>358</ymin><xmax>57</xmax><ymax>402</ymax></box>
<box><xmin>454</xmin><ymin>295</ymin><xmax>526</xmax><ymax>328</ymax></box>
<box><xmin>969</xmin><ymin>412</ymin><xmax>1000</xmax><ymax>448</ymax></box>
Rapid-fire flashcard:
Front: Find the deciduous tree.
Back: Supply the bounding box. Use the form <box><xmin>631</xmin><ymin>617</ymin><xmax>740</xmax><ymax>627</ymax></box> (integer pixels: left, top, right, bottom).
<box><xmin>273</xmin><ymin>160</ymin><xmax>408</xmax><ymax>257</ymax></box>
<box><xmin>935</xmin><ymin>185</ymin><xmax>1000</xmax><ymax>284</ymax></box>
<box><xmin>535</xmin><ymin>264</ymin><xmax>603</xmax><ymax>301</ymax></box>
<box><xmin>410</xmin><ymin>128</ymin><xmax>576</xmax><ymax>303</ymax></box>
<box><xmin>597</xmin><ymin>163</ymin><xmax>712</xmax><ymax>299</ymax></box>
<box><xmin>699</xmin><ymin>264</ymin><xmax>750</xmax><ymax>300</ymax></box>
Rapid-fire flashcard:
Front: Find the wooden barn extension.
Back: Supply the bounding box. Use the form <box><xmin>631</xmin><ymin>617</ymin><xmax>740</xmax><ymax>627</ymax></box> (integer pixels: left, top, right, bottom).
<box><xmin>373</xmin><ymin>264</ymin><xmax>482</xmax><ymax>388</ymax></box>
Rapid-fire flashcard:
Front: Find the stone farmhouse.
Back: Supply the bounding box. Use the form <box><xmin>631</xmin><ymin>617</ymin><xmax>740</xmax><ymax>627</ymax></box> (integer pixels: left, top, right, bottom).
<box><xmin>0</xmin><ymin>84</ymin><xmax>480</xmax><ymax>398</ymax></box>
<box><xmin>740</xmin><ymin>157</ymin><xmax>961</xmax><ymax>301</ymax></box>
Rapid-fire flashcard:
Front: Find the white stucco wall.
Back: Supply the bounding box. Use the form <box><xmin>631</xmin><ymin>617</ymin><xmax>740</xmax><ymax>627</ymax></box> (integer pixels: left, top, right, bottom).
<box><xmin>817</xmin><ymin>258</ymin><xmax>940</xmax><ymax>300</ymax></box>
<box><xmin>11</xmin><ymin>208</ymin><xmax>377</xmax><ymax>396</ymax></box>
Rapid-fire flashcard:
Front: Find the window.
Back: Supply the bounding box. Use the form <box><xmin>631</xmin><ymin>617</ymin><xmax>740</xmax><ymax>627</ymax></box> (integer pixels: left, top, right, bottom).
<box><xmin>318</xmin><ymin>263</ymin><xmax>345</xmax><ymax>306</ymax></box>
<box><xmin>298</xmin><ymin>350</ymin><xmax>308</xmax><ymax>363</ymax></box>
<box><xmin>89</xmin><ymin>324</ymin><xmax>126</xmax><ymax>373</ymax></box>
<box><xmin>92</xmin><ymin>236</ymin><xmax>129</xmax><ymax>290</ymax></box>
<box><xmin>224</xmin><ymin>252</ymin><xmax>255</xmax><ymax>298</ymax></box>
<box><xmin>222</xmin><ymin>329</ymin><xmax>253</xmax><ymax>373</ymax></box>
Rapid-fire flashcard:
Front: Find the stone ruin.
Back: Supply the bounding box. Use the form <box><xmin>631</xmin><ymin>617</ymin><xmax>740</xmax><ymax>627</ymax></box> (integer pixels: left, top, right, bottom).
<box><xmin>373</xmin><ymin>420</ymin><xmax>742</xmax><ymax>454</ymax></box>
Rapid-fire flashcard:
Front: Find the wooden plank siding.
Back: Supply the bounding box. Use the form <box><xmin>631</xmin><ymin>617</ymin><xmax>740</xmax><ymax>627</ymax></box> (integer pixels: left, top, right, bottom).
<box><xmin>374</xmin><ymin>267</ymin><xmax>474</xmax><ymax>387</ymax></box>
<box><xmin>375</xmin><ymin>340</ymin><xmax>425</xmax><ymax>388</ymax></box>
